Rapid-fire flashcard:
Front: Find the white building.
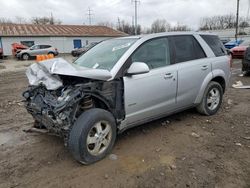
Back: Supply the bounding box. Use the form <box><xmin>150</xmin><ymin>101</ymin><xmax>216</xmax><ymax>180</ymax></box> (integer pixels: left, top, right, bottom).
<box><xmin>0</xmin><ymin>23</ymin><xmax>126</xmax><ymax>56</ymax></box>
<box><xmin>202</xmin><ymin>27</ymin><xmax>250</xmax><ymax>40</ymax></box>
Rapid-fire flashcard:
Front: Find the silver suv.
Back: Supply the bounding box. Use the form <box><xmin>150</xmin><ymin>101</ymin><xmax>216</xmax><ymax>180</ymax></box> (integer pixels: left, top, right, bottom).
<box><xmin>17</xmin><ymin>44</ymin><xmax>59</xmax><ymax>60</ymax></box>
<box><xmin>23</xmin><ymin>32</ymin><xmax>230</xmax><ymax>164</ymax></box>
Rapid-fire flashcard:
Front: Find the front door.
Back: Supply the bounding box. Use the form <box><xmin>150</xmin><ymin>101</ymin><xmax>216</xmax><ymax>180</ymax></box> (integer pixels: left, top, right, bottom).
<box><xmin>73</xmin><ymin>39</ymin><xmax>82</xmax><ymax>49</ymax></box>
<box><xmin>123</xmin><ymin>37</ymin><xmax>177</xmax><ymax>126</ymax></box>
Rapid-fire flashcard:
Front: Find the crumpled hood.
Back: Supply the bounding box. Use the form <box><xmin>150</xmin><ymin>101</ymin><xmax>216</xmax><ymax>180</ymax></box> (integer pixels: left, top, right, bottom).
<box><xmin>26</xmin><ymin>58</ymin><xmax>112</xmax><ymax>90</ymax></box>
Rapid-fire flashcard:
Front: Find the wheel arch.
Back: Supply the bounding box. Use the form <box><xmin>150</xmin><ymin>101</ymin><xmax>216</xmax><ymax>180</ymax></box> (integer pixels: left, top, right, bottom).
<box><xmin>194</xmin><ymin>71</ymin><xmax>226</xmax><ymax>104</ymax></box>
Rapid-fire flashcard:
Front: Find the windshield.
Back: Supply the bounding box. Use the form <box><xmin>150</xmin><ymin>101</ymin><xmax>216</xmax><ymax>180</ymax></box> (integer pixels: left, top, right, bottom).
<box><xmin>74</xmin><ymin>38</ymin><xmax>137</xmax><ymax>71</ymax></box>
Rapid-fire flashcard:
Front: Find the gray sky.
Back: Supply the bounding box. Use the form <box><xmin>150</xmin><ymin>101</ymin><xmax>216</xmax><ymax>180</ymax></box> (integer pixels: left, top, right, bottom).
<box><xmin>0</xmin><ymin>0</ymin><xmax>249</xmax><ymax>29</ymax></box>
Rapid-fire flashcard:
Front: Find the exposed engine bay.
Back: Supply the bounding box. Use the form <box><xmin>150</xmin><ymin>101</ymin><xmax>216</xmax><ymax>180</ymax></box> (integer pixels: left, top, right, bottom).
<box><xmin>23</xmin><ymin>59</ymin><xmax>124</xmax><ymax>143</ymax></box>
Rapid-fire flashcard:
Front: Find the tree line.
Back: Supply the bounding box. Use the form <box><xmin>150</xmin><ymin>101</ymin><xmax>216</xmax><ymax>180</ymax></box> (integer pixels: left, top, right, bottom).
<box><xmin>199</xmin><ymin>14</ymin><xmax>249</xmax><ymax>30</ymax></box>
<box><xmin>1</xmin><ymin>13</ymin><xmax>250</xmax><ymax>35</ymax></box>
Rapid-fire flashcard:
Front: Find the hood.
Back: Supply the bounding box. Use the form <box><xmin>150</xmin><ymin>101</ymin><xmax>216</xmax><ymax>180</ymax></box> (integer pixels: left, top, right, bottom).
<box><xmin>20</xmin><ymin>49</ymin><xmax>29</xmax><ymax>53</ymax></box>
<box><xmin>26</xmin><ymin>58</ymin><xmax>112</xmax><ymax>90</ymax></box>
<box><xmin>231</xmin><ymin>46</ymin><xmax>247</xmax><ymax>51</ymax></box>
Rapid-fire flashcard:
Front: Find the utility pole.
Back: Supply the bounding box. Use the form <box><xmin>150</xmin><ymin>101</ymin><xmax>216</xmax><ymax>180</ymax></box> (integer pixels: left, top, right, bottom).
<box><xmin>86</xmin><ymin>7</ymin><xmax>93</xmax><ymax>25</ymax></box>
<box><xmin>132</xmin><ymin>0</ymin><xmax>140</xmax><ymax>35</ymax></box>
<box><xmin>235</xmin><ymin>0</ymin><xmax>240</xmax><ymax>41</ymax></box>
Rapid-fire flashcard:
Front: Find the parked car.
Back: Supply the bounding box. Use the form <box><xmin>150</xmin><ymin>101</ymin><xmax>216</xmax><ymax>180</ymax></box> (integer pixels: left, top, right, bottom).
<box><xmin>11</xmin><ymin>43</ymin><xmax>28</xmax><ymax>56</ymax></box>
<box><xmin>224</xmin><ymin>39</ymin><xmax>243</xmax><ymax>49</ymax></box>
<box><xmin>230</xmin><ymin>39</ymin><xmax>250</xmax><ymax>59</ymax></box>
<box><xmin>23</xmin><ymin>32</ymin><xmax>230</xmax><ymax>164</ymax></box>
<box><xmin>16</xmin><ymin>44</ymin><xmax>58</xmax><ymax>60</ymax></box>
<box><xmin>242</xmin><ymin>46</ymin><xmax>250</xmax><ymax>75</ymax></box>
<box><xmin>220</xmin><ymin>37</ymin><xmax>230</xmax><ymax>45</ymax></box>
<box><xmin>71</xmin><ymin>42</ymin><xmax>99</xmax><ymax>57</ymax></box>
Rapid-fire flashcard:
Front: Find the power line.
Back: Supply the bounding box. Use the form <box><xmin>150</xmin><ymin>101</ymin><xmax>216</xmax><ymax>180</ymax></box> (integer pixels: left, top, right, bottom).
<box><xmin>132</xmin><ymin>0</ymin><xmax>140</xmax><ymax>35</ymax></box>
<box><xmin>86</xmin><ymin>7</ymin><xmax>93</xmax><ymax>25</ymax></box>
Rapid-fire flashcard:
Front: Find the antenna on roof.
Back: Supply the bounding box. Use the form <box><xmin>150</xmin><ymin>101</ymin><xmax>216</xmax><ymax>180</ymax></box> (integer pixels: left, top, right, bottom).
<box><xmin>86</xmin><ymin>7</ymin><xmax>93</xmax><ymax>25</ymax></box>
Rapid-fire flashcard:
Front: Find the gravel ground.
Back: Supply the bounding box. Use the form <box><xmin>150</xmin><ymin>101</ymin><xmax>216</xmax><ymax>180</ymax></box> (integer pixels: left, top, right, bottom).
<box><xmin>0</xmin><ymin>59</ymin><xmax>249</xmax><ymax>188</ymax></box>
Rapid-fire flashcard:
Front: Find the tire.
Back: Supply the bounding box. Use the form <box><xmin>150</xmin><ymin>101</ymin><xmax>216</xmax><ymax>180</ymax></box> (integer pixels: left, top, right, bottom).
<box><xmin>196</xmin><ymin>81</ymin><xmax>223</xmax><ymax>116</ymax></box>
<box><xmin>68</xmin><ymin>108</ymin><xmax>117</xmax><ymax>164</ymax></box>
<box><xmin>48</xmin><ymin>52</ymin><xmax>55</xmax><ymax>56</ymax></box>
<box><xmin>22</xmin><ymin>53</ymin><xmax>30</xmax><ymax>60</ymax></box>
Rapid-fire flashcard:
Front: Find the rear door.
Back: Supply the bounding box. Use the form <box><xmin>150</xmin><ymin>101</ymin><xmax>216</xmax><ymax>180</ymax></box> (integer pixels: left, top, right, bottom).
<box><xmin>169</xmin><ymin>35</ymin><xmax>210</xmax><ymax>108</ymax></box>
<box><xmin>30</xmin><ymin>45</ymin><xmax>41</xmax><ymax>56</ymax></box>
<box><xmin>40</xmin><ymin>45</ymin><xmax>51</xmax><ymax>54</ymax></box>
<box><xmin>123</xmin><ymin>37</ymin><xmax>178</xmax><ymax>125</ymax></box>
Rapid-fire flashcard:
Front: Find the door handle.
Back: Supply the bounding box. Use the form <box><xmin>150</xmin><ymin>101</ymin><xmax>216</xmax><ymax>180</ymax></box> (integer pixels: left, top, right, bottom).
<box><xmin>201</xmin><ymin>65</ymin><xmax>208</xmax><ymax>70</ymax></box>
<box><xmin>164</xmin><ymin>73</ymin><xmax>173</xmax><ymax>79</ymax></box>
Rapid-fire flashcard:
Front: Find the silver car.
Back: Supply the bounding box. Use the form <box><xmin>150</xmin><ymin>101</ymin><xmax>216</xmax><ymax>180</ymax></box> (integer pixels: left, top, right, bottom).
<box><xmin>17</xmin><ymin>44</ymin><xmax>59</xmax><ymax>60</ymax></box>
<box><xmin>23</xmin><ymin>32</ymin><xmax>230</xmax><ymax>164</ymax></box>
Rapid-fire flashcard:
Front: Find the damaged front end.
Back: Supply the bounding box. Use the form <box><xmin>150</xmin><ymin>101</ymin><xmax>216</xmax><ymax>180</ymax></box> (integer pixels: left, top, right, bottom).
<box><xmin>23</xmin><ymin>58</ymin><xmax>124</xmax><ymax>143</ymax></box>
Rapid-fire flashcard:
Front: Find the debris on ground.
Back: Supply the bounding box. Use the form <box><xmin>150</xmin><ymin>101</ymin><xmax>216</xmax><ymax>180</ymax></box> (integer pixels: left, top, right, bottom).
<box><xmin>23</xmin><ymin>127</ymin><xmax>48</xmax><ymax>134</ymax></box>
<box><xmin>161</xmin><ymin>120</ymin><xmax>171</xmax><ymax>126</ymax></box>
<box><xmin>169</xmin><ymin>164</ymin><xmax>177</xmax><ymax>170</ymax></box>
<box><xmin>191</xmin><ymin>132</ymin><xmax>200</xmax><ymax>138</ymax></box>
<box><xmin>104</xmin><ymin>174</ymin><xmax>109</xmax><ymax>179</ymax></box>
<box><xmin>227</xmin><ymin>99</ymin><xmax>233</xmax><ymax>105</ymax></box>
<box><xmin>205</xmin><ymin>119</ymin><xmax>212</xmax><ymax>124</ymax></box>
<box><xmin>155</xmin><ymin>148</ymin><xmax>161</xmax><ymax>152</ymax></box>
<box><xmin>243</xmin><ymin>136</ymin><xmax>250</xmax><ymax>140</ymax></box>
<box><xmin>232</xmin><ymin>81</ymin><xmax>250</xmax><ymax>89</ymax></box>
<box><xmin>235</xmin><ymin>143</ymin><xmax>242</xmax><ymax>146</ymax></box>
<box><xmin>109</xmin><ymin>154</ymin><xmax>118</xmax><ymax>161</ymax></box>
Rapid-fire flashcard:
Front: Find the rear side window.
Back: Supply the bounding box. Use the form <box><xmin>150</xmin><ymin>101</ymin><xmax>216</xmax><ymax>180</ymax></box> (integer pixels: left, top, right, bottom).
<box><xmin>170</xmin><ymin>35</ymin><xmax>206</xmax><ymax>63</ymax></box>
<box><xmin>200</xmin><ymin>35</ymin><xmax>226</xmax><ymax>57</ymax></box>
<box><xmin>40</xmin><ymin>45</ymin><xmax>51</xmax><ymax>49</ymax></box>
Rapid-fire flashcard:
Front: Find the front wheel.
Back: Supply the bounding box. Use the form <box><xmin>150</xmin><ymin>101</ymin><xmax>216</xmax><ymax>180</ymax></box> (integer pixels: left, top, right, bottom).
<box><xmin>68</xmin><ymin>108</ymin><xmax>117</xmax><ymax>164</ymax></box>
<box><xmin>22</xmin><ymin>53</ymin><xmax>30</xmax><ymax>60</ymax></box>
<box><xmin>196</xmin><ymin>81</ymin><xmax>223</xmax><ymax>116</ymax></box>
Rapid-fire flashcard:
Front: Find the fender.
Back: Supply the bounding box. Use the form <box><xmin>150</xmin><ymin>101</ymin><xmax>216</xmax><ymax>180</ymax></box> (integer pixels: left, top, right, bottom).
<box><xmin>194</xmin><ymin>69</ymin><xmax>226</xmax><ymax>104</ymax></box>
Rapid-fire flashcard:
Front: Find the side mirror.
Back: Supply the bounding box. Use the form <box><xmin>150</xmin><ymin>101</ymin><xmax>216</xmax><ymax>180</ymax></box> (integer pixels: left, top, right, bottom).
<box><xmin>126</xmin><ymin>62</ymin><xmax>150</xmax><ymax>76</ymax></box>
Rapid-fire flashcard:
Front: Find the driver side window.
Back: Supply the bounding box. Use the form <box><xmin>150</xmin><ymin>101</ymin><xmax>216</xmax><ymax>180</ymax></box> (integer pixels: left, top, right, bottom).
<box><xmin>131</xmin><ymin>38</ymin><xmax>170</xmax><ymax>69</ymax></box>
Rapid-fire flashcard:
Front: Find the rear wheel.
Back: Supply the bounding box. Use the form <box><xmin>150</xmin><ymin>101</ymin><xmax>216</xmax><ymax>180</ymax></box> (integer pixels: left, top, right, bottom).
<box><xmin>48</xmin><ymin>52</ymin><xmax>55</xmax><ymax>56</ymax></box>
<box><xmin>196</xmin><ymin>81</ymin><xmax>223</xmax><ymax>115</ymax></box>
<box><xmin>68</xmin><ymin>108</ymin><xmax>116</xmax><ymax>164</ymax></box>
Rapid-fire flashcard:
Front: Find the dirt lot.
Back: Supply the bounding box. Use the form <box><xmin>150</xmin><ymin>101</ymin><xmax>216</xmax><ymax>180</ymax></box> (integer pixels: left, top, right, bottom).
<box><xmin>0</xmin><ymin>59</ymin><xmax>249</xmax><ymax>188</ymax></box>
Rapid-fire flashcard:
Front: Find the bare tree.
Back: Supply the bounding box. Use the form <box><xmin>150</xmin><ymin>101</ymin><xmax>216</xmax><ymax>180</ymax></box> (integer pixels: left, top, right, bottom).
<box><xmin>15</xmin><ymin>16</ymin><xmax>27</xmax><ymax>24</ymax></box>
<box><xmin>151</xmin><ymin>19</ymin><xmax>170</xmax><ymax>33</ymax></box>
<box><xmin>97</xmin><ymin>21</ymin><xmax>115</xmax><ymax>29</ymax></box>
<box><xmin>199</xmin><ymin>14</ymin><xmax>241</xmax><ymax>30</ymax></box>
<box><xmin>0</xmin><ymin>17</ymin><xmax>12</xmax><ymax>24</ymax></box>
<box><xmin>169</xmin><ymin>23</ymin><xmax>191</xmax><ymax>31</ymax></box>
<box><xmin>116</xmin><ymin>19</ymin><xmax>141</xmax><ymax>35</ymax></box>
<box><xmin>31</xmin><ymin>16</ymin><xmax>61</xmax><ymax>25</ymax></box>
